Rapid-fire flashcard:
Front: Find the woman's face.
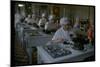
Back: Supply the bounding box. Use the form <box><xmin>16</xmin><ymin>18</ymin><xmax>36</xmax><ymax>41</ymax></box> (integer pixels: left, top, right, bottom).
<box><xmin>28</xmin><ymin>15</ymin><xmax>31</xmax><ymax>18</ymax></box>
<box><xmin>63</xmin><ymin>23</ymin><xmax>71</xmax><ymax>30</ymax></box>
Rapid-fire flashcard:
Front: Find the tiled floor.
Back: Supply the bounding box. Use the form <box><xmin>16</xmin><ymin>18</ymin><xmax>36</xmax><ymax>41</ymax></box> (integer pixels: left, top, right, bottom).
<box><xmin>14</xmin><ymin>35</ymin><xmax>29</xmax><ymax>66</ymax></box>
<box><xmin>13</xmin><ymin>34</ymin><xmax>37</xmax><ymax>66</ymax></box>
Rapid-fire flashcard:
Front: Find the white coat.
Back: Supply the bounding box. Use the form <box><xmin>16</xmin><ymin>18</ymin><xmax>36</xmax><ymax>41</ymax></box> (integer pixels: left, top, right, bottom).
<box><xmin>15</xmin><ymin>13</ymin><xmax>23</xmax><ymax>28</ymax></box>
<box><xmin>45</xmin><ymin>21</ymin><xmax>58</xmax><ymax>31</ymax></box>
<box><xmin>38</xmin><ymin>18</ymin><xmax>47</xmax><ymax>27</ymax></box>
<box><xmin>52</xmin><ymin>27</ymin><xmax>75</xmax><ymax>42</ymax></box>
<box><xmin>25</xmin><ymin>18</ymin><xmax>32</xmax><ymax>24</ymax></box>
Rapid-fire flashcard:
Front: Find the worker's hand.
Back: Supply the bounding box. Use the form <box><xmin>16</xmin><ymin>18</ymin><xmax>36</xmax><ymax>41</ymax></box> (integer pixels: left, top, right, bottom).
<box><xmin>46</xmin><ymin>40</ymin><xmax>58</xmax><ymax>46</ymax></box>
<box><xmin>53</xmin><ymin>38</ymin><xmax>64</xmax><ymax>43</ymax></box>
<box><xmin>58</xmin><ymin>38</ymin><xmax>64</xmax><ymax>43</ymax></box>
<box><xmin>69</xmin><ymin>40</ymin><xmax>74</xmax><ymax>45</ymax></box>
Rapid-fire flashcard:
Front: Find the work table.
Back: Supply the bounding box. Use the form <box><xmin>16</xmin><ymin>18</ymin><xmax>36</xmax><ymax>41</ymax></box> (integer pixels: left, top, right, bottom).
<box><xmin>15</xmin><ymin>23</ymin><xmax>94</xmax><ymax>64</ymax></box>
<box><xmin>37</xmin><ymin>44</ymin><xmax>94</xmax><ymax>64</ymax></box>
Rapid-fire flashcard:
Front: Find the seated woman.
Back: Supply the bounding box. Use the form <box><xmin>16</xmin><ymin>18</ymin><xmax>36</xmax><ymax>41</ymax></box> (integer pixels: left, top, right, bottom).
<box><xmin>38</xmin><ymin>13</ymin><xmax>47</xmax><ymax>30</ymax></box>
<box><xmin>30</xmin><ymin>14</ymin><xmax>39</xmax><ymax>28</ymax></box>
<box><xmin>25</xmin><ymin>14</ymin><xmax>32</xmax><ymax>24</ymax></box>
<box><xmin>44</xmin><ymin>15</ymin><xmax>59</xmax><ymax>34</ymax></box>
<box><xmin>52</xmin><ymin>17</ymin><xmax>75</xmax><ymax>44</ymax></box>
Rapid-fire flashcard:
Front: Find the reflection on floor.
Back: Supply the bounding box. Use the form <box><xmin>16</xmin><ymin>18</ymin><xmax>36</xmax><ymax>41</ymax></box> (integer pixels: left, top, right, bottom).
<box><xmin>14</xmin><ymin>35</ymin><xmax>29</xmax><ymax>66</ymax></box>
<box><xmin>14</xmin><ymin>35</ymin><xmax>37</xmax><ymax>66</ymax></box>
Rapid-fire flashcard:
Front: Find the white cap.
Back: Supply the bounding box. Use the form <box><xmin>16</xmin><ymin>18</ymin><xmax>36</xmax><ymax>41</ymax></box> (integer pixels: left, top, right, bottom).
<box><xmin>48</xmin><ymin>15</ymin><xmax>55</xmax><ymax>20</ymax></box>
<box><xmin>60</xmin><ymin>17</ymin><xmax>70</xmax><ymax>26</ymax></box>
<box><xmin>42</xmin><ymin>13</ymin><xmax>46</xmax><ymax>17</ymax></box>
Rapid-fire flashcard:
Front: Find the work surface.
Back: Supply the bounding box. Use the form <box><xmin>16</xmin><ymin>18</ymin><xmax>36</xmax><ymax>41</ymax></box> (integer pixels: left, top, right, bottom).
<box><xmin>37</xmin><ymin>44</ymin><xmax>94</xmax><ymax>64</ymax></box>
<box><xmin>16</xmin><ymin>23</ymin><xmax>95</xmax><ymax>64</ymax></box>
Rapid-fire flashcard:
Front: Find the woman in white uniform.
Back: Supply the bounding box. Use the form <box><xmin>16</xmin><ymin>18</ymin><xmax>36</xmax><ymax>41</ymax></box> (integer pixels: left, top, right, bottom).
<box><xmin>30</xmin><ymin>14</ymin><xmax>39</xmax><ymax>28</ymax></box>
<box><xmin>38</xmin><ymin>13</ymin><xmax>47</xmax><ymax>29</ymax></box>
<box><xmin>44</xmin><ymin>15</ymin><xmax>59</xmax><ymax>34</ymax></box>
<box><xmin>15</xmin><ymin>12</ymin><xmax>23</xmax><ymax>28</ymax></box>
<box><xmin>25</xmin><ymin>14</ymin><xmax>32</xmax><ymax>24</ymax></box>
<box><xmin>52</xmin><ymin>17</ymin><xmax>75</xmax><ymax>43</ymax></box>
<box><xmin>30</xmin><ymin>14</ymin><xmax>37</xmax><ymax>24</ymax></box>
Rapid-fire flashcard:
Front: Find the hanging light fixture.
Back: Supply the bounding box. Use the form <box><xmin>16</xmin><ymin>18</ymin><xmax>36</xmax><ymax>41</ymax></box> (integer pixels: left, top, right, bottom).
<box><xmin>18</xmin><ymin>4</ymin><xmax>24</xmax><ymax>7</ymax></box>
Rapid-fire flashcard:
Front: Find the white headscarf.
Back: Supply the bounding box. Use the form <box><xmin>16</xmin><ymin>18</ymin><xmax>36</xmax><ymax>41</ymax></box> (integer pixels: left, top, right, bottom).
<box><xmin>48</xmin><ymin>15</ymin><xmax>55</xmax><ymax>21</ymax></box>
<box><xmin>60</xmin><ymin>17</ymin><xmax>70</xmax><ymax>26</ymax></box>
<box><xmin>42</xmin><ymin>13</ymin><xmax>46</xmax><ymax>17</ymax></box>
